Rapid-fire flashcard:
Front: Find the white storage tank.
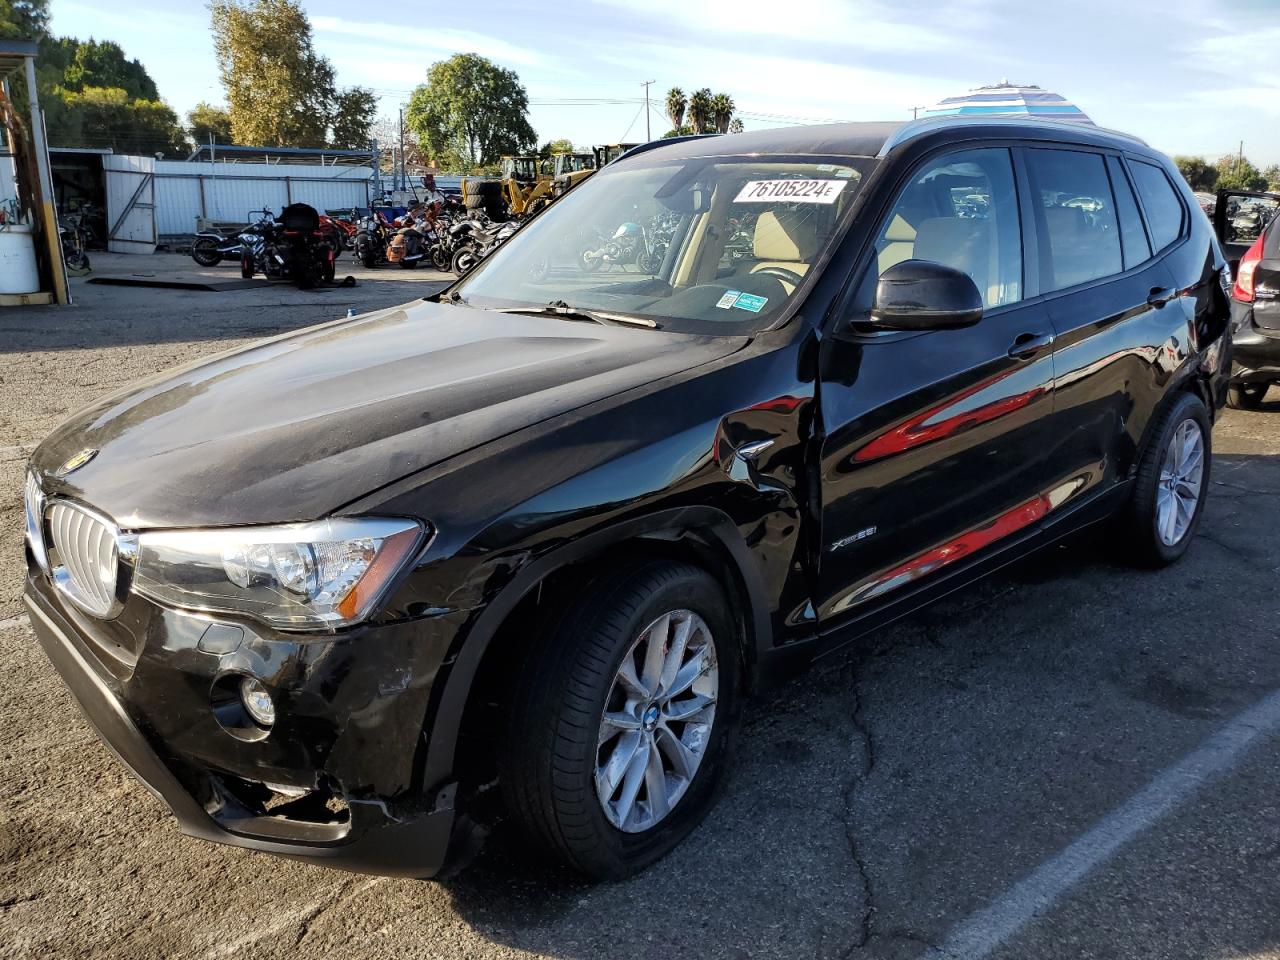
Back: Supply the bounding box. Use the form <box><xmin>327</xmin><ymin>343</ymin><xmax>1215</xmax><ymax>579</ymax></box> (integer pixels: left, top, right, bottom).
<box><xmin>0</xmin><ymin>224</ymin><xmax>40</xmax><ymax>294</ymax></box>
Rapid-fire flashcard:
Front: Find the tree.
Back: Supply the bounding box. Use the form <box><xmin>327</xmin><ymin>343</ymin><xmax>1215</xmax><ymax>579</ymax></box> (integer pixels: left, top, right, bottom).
<box><xmin>47</xmin><ymin>86</ymin><xmax>185</xmax><ymax>155</ymax></box>
<box><xmin>729</xmin><ymin>118</ymin><xmax>744</xmax><ymax>134</ymax></box>
<box><xmin>687</xmin><ymin>88</ymin><xmax>713</xmax><ymax>134</ymax></box>
<box><xmin>330</xmin><ymin>86</ymin><xmax>377</xmax><ymax>150</ymax></box>
<box><xmin>187</xmin><ymin>102</ymin><xmax>233</xmax><ymax>146</ymax></box>
<box><xmin>1264</xmin><ymin>164</ymin><xmax>1280</xmax><ymax>192</ymax></box>
<box><xmin>665</xmin><ymin>87</ymin><xmax>686</xmax><ymax>133</ymax></box>
<box><xmin>41</xmin><ymin>37</ymin><xmax>158</xmax><ymax>100</ymax></box>
<box><xmin>711</xmin><ymin>93</ymin><xmax>735</xmax><ymax>134</ymax></box>
<box><xmin>1217</xmin><ymin>153</ymin><xmax>1267</xmax><ymax>192</ymax></box>
<box><xmin>1173</xmin><ymin>155</ymin><xmax>1218</xmax><ymax>193</ymax></box>
<box><xmin>0</xmin><ymin>0</ymin><xmax>48</xmax><ymax>39</ymax></box>
<box><xmin>405</xmin><ymin>53</ymin><xmax>536</xmax><ymax>172</ymax></box>
<box><xmin>31</xmin><ymin>35</ymin><xmax>186</xmax><ymax>156</ymax></box>
<box><xmin>211</xmin><ymin>0</ymin><xmax>333</xmax><ymax>147</ymax></box>
<box><xmin>538</xmin><ymin>137</ymin><xmax>574</xmax><ymax>156</ymax></box>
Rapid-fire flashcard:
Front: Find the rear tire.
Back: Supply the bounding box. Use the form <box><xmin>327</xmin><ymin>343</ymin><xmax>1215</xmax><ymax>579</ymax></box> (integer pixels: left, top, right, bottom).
<box><xmin>1122</xmin><ymin>391</ymin><xmax>1211</xmax><ymax>567</ymax></box>
<box><xmin>190</xmin><ymin>237</ymin><xmax>222</xmax><ymax>267</ymax></box>
<box><xmin>499</xmin><ymin>560</ymin><xmax>740</xmax><ymax>880</ymax></box>
<box><xmin>1227</xmin><ymin>383</ymin><xmax>1268</xmax><ymax>410</ymax></box>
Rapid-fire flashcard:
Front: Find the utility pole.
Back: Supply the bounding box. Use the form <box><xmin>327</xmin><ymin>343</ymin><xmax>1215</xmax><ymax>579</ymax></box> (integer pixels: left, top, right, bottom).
<box><xmin>1239</xmin><ymin>140</ymin><xmax>1244</xmax><ymax>178</ymax></box>
<box><xmin>398</xmin><ymin>106</ymin><xmax>406</xmax><ymax>193</ymax></box>
<box><xmin>910</xmin><ymin>106</ymin><xmax>926</xmax><ymax>120</ymax></box>
<box><xmin>641</xmin><ymin>80</ymin><xmax>655</xmax><ymax>140</ymax></box>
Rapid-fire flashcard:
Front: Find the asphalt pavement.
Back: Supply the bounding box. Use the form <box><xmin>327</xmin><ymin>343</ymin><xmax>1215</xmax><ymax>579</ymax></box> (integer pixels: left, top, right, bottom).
<box><xmin>2</xmin><ymin>255</ymin><xmax>1279</xmax><ymax>959</ymax></box>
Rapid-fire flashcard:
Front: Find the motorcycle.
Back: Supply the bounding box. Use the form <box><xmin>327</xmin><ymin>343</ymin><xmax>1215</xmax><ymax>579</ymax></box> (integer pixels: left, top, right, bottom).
<box><xmin>59</xmin><ymin>211</ymin><xmax>91</xmax><ymax>274</ymax></box>
<box><xmin>353</xmin><ymin>210</ymin><xmax>392</xmax><ymax>268</ymax></box>
<box><xmin>191</xmin><ymin>208</ymin><xmax>275</xmax><ymax>266</ymax></box>
<box><xmin>448</xmin><ymin>216</ymin><xmax>519</xmax><ymax>275</ymax></box>
<box><xmin>240</xmin><ymin>203</ymin><xmax>337</xmax><ymax>289</ymax></box>
<box><xmin>580</xmin><ymin>220</ymin><xmax>666</xmax><ymax>273</ymax></box>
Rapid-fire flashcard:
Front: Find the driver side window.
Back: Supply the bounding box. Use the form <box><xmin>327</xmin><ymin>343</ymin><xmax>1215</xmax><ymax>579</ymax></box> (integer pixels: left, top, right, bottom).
<box><xmin>871</xmin><ymin>148</ymin><xmax>1023</xmax><ymax>310</ymax></box>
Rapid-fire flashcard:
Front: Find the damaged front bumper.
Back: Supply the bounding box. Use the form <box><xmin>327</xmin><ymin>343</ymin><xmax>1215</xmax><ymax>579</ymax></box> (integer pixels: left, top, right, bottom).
<box><xmin>23</xmin><ymin>572</ymin><xmax>467</xmax><ymax>878</ymax></box>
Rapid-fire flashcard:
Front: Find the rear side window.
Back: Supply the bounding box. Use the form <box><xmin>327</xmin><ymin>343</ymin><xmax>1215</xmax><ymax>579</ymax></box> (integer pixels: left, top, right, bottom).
<box><xmin>1025</xmin><ymin>149</ymin><xmax>1122</xmax><ymax>292</ymax></box>
<box><xmin>1106</xmin><ymin>156</ymin><xmax>1152</xmax><ymax>269</ymax></box>
<box><xmin>1128</xmin><ymin>160</ymin><xmax>1185</xmax><ymax>252</ymax></box>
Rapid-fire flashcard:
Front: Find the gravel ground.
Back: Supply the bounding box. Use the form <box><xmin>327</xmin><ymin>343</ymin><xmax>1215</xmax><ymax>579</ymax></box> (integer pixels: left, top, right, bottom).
<box><xmin>2</xmin><ymin>255</ymin><xmax>1280</xmax><ymax>959</ymax></box>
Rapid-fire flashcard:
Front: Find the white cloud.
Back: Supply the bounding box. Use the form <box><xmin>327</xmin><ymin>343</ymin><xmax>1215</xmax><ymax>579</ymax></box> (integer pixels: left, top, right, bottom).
<box><xmin>587</xmin><ymin>0</ymin><xmax>979</xmax><ymax>52</ymax></box>
<box><xmin>310</xmin><ymin>15</ymin><xmax>563</xmax><ymax>72</ymax></box>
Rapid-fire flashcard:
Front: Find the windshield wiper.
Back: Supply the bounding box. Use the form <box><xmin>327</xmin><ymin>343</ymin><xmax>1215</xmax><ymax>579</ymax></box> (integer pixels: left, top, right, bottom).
<box><xmin>439</xmin><ymin>290</ymin><xmax>466</xmax><ymax>304</ymax></box>
<box><xmin>492</xmin><ymin>300</ymin><xmax>659</xmax><ymax>328</ymax></box>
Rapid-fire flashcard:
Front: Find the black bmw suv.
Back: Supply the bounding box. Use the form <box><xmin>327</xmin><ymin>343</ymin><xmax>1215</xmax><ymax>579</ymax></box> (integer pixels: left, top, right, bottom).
<box><xmin>24</xmin><ymin>117</ymin><xmax>1231</xmax><ymax>881</ymax></box>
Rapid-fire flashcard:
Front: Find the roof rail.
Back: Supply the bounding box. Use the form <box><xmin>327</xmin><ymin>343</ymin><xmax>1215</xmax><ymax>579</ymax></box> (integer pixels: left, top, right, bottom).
<box><xmin>877</xmin><ymin>115</ymin><xmax>1148</xmax><ymax>157</ymax></box>
<box><xmin>617</xmin><ymin>133</ymin><xmax>723</xmax><ymax>161</ymax></box>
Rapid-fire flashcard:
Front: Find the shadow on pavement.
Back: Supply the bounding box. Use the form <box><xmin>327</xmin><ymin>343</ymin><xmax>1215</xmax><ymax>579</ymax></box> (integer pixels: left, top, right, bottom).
<box><xmin>426</xmin><ymin>453</ymin><xmax>1280</xmax><ymax>960</ymax></box>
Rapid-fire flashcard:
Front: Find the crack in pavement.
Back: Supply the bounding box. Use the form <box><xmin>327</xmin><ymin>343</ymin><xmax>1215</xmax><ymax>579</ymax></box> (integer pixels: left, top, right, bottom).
<box><xmin>839</xmin><ymin>666</ymin><xmax>877</xmax><ymax>959</ymax></box>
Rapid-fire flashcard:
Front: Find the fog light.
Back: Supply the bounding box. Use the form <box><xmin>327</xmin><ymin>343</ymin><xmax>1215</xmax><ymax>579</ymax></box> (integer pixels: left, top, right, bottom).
<box><xmin>240</xmin><ymin>678</ymin><xmax>276</xmax><ymax>727</ymax></box>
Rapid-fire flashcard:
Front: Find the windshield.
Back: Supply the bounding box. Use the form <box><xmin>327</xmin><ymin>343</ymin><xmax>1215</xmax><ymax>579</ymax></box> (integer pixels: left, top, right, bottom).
<box><xmin>454</xmin><ymin>153</ymin><xmax>875</xmax><ymax>335</ymax></box>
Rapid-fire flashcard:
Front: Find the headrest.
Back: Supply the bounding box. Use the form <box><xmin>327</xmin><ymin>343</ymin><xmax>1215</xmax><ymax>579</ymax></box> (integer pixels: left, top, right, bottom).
<box><xmin>753</xmin><ymin>209</ymin><xmax>821</xmax><ymax>262</ymax></box>
<box><xmin>1044</xmin><ymin>205</ymin><xmax>1087</xmax><ymax>237</ymax></box>
<box><xmin>912</xmin><ymin>217</ymin><xmax>990</xmax><ymax>273</ymax></box>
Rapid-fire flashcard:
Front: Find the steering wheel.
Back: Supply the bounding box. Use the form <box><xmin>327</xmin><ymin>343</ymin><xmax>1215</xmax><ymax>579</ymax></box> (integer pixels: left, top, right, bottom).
<box><xmin>751</xmin><ymin>266</ymin><xmax>806</xmax><ymax>288</ymax></box>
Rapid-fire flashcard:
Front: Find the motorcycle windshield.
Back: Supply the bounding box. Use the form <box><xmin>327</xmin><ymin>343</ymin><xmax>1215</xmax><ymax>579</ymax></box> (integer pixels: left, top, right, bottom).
<box><xmin>453</xmin><ymin>153</ymin><xmax>876</xmax><ymax>335</ymax></box>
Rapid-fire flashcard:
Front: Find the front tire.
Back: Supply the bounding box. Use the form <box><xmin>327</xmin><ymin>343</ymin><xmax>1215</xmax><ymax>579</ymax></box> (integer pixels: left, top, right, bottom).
<box><xmin>500</xmin><ymin>561</ymin><xmax>740</xmax><ymax>880</ymax></box>
<box><xmin>1123</xmin><ymin>391</ymin><xmax>1211</xmax><ymax>567</ymax></box>
<box><xmin>1227</xmin><ymin>383</ymin><xmax>1268</xmax><ymax>410</ymax></box>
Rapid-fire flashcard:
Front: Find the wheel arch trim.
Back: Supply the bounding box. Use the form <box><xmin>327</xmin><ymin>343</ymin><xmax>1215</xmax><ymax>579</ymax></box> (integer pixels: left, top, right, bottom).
<box><xmin>417</xmin><ymin>504</ymin><xmax>773</xmax><ymax>792</ymax></box>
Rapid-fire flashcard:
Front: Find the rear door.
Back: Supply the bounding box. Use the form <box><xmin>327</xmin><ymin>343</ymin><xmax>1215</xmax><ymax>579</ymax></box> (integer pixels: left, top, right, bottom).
<box><xmin>815</xmin><ymin>146</ymin><xmax>1060</xmax><ymax>623</ymax></box>
<box><xmin>1028</xmin><ymin>147</ymin><xmax>1184</xmax><ymax>501</ymax></box>
<box><xmin>1213</xmin><ymin>189</ymin><xmax>1280</xmax><ymax>269</ymax></box>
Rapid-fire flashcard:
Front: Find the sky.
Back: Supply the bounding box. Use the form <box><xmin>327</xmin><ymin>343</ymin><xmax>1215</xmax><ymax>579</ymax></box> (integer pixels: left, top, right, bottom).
<box><xmin>49</xmin><ymin>0</ymin><xmax>1280</xmax><ymax>166</ymax></box>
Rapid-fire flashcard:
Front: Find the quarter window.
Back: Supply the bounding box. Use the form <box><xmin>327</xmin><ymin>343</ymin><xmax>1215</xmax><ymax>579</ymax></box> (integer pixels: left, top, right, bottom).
<box><xmin>1128</xmin><ymin>160</ymin><xmax>1185</xmax><ymax>252</ymax></box>
<box><xmin>870</xmin><ymin>148</ymin><xmax>1022</xmax><ymax>309</ymax></box>
<box><xmin>1106</xmin><ymin>155</ymin><xmax>1152</xmax><ymax>269</ymax></box>
<box><xmin>1025</xmin><ymin>149</ymin><xmax>1122</xmax><ymax>293</ymax></box>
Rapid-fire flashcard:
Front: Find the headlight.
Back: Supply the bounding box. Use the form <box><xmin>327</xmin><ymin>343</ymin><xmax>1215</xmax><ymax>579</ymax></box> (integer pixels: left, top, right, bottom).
<box><xmin>132</xmin><ymin>517</ymin><xmax>425</xmax><ymax>631</ymax></box>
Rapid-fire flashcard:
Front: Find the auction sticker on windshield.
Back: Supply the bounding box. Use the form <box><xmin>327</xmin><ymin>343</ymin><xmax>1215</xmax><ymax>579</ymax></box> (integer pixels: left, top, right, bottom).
<box><xmin>734</xmin><ymin>179</ymin><xmax>847</xmax><ymax>204</ymax></box>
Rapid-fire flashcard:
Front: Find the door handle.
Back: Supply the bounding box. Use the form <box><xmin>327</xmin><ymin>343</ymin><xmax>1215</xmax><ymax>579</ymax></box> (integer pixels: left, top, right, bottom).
<box><xmin>1147</xmin><ymin>287</ymin><xmax>1177</xmax><ymax>308</ymax></box>
<box><xmin>1007</xmin><ymin>332</ymin><xmax>1055</xmax><ymax>359</ymax></box>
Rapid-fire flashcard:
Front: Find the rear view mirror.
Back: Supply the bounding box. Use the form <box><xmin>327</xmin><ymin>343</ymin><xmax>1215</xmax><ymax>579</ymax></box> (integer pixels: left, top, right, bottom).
<box><xmin>870</xmin><ymin>259</ymin><xmax>983</xmax><ymax>331</ymax></box>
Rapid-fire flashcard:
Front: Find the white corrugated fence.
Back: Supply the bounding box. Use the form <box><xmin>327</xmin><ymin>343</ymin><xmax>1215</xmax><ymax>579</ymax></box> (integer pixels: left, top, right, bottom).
<box><xmin>153</xmin><ymin>161</ymin><xmax>373</xmax><ymax>236</ymax></box>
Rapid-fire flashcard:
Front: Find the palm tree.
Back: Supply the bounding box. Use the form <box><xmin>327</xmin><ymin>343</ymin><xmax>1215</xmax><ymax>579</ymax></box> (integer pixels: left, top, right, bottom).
<box><xmin>729</xmin><ymin>118</ymin><xmax>744</xmax><ymax>134</ymax></box>
<box><xmin>711</xmin><ymin>93</ymin><xmax>735</xmax><ymax>134</ymax></box>
<box><xmin>665</xmin><ymin>87</ymin><xmax>687</xmax><ymax>134</ymax></box>
<box><xmin>688</xmin><ymin>88</ymin><xmax>713</xmax><ymax>134</ymax></box>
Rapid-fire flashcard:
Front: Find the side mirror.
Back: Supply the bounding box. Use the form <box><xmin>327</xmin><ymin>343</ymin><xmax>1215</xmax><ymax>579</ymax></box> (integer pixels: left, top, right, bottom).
<box><xmin>869</xmin><ymin>259</ymin><xmax>983</xmax><ymax>331</ymax></box>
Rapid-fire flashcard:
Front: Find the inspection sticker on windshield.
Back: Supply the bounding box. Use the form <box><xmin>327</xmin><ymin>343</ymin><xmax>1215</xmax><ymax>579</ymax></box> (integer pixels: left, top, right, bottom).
<box><xmin>715</xmin><ymin>290</ymin><xmax>768</xmax><ymax>312</ymax></box>
<box><xmin>734</xmin><ymin>179</ymin><xmax>847</xmax><ymax>204</ymax></box>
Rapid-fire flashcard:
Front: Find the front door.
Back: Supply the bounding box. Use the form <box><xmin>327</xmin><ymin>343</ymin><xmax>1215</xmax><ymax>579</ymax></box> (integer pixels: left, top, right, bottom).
<box><xmin>815</xmin><ymin>146</ymin><xmax>1059</xmax><ymax>624</ymax></box>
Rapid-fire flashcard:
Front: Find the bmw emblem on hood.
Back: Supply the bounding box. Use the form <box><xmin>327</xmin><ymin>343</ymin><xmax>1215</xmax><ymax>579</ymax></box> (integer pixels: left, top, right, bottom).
<box><xmin>55</xmin><ymin>448</ymin><xmax>98</xmax><ymax>477</ymax></box>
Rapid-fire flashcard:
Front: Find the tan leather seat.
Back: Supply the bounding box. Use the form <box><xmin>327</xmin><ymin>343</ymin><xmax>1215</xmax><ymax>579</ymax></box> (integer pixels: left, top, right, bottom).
<box><xmin>748</xmin><ymin>209</ymin><xmax>820</xmax><ymax>293</ymax></box>
<box><xmin>912</xmin><ymin>217</ymin><xmax>993</xmax><ymax>301</ymax></box>
<box><xmin>877</xmin><ymin>214</ymin><xmax>917</xmax><ymax>274</ymax></box>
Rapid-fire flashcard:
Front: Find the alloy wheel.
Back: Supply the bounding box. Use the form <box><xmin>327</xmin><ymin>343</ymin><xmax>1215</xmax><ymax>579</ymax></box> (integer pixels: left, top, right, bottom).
<box><xmin>594</xmin><ymin>609</ymin><xmax>718</xmax><ymax>833</ymax></box>
<box><xmin>1156</xmin><ymin>419</ymin><xmax>1205</xmax><ymax>546</ymax></box>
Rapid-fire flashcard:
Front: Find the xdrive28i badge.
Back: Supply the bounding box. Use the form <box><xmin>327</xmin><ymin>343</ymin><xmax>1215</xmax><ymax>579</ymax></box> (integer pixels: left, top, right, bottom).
<box><xmin>54</xmin><ymin>448</ymin><xmax>98</xmax><ymax>477</ymax></box>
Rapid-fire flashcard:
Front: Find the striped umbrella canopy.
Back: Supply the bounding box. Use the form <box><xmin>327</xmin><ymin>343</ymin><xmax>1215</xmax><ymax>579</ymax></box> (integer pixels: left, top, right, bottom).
<box><xmin>921</xmin><ymin>81</ymin><xmax>1094</xmax><ymax>125</ymax></box>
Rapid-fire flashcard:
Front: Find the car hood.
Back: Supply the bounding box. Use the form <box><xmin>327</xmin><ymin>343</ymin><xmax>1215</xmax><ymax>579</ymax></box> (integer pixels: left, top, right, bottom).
<box><xmin>32</xmin><ymin>301</ymin><xmax>745</xmax><ymax>528</ymax></box>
